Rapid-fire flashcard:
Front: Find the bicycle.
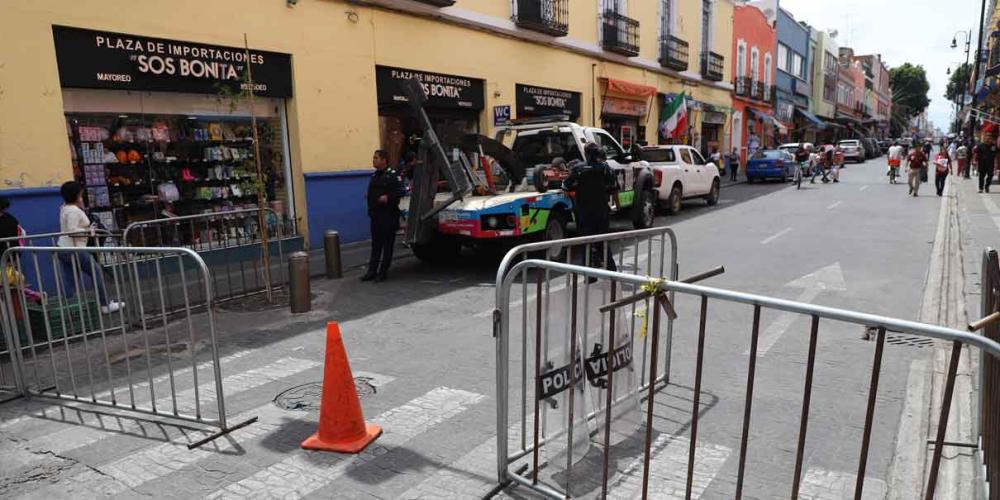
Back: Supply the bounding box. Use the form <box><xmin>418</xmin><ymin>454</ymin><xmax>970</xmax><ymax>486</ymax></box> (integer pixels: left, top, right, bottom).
<box><xmin>888</xmin><ymin>165</ymin><xmax>899</xmax><ymax>184</ymax></box>
<box><xmin>793</xmin><ymin>161</ymin><xmax>810</xmax><ymax>189</ymax></box>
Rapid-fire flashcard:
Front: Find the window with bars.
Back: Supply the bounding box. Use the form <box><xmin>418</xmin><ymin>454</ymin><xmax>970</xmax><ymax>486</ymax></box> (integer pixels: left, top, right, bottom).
<box><xmin>513</xmin><ymin>0</ymin><xmax>569</xmax><ymax>36</ymax></box>
<box><xmin>601</xmin><ymin>0</ymin><xmax>639</xmax><ymax>57</ymax></box>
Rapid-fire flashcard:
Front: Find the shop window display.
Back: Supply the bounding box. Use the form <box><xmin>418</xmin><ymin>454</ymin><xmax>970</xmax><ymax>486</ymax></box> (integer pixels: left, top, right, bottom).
<box><xmin>66</xmin><ymin>104</ymin><xmax>291</xmax><ymax>248</ymax></box>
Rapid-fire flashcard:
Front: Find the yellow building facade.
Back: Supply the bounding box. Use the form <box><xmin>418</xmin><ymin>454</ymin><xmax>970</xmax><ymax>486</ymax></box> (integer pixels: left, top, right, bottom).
<box><xmin>0</xmin><ymin>0</ymin><xmax>734</xmax><ymax>246</ymax></box>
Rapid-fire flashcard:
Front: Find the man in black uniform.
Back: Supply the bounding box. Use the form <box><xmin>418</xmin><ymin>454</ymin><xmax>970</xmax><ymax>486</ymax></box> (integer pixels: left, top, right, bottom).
<box><xmin>563</xmin><ymin>142</ymin><xmax>618</xmax><ymax>272</ymax></box>
<box><xmin>362</xmin><ymin>150</ymin><xmax>406</xmax><ymax>282</ymax></box>
<box><xmin>976</xmin><ymin>132</ymin><xmax>999</xmax><ymax>193</ymax></box>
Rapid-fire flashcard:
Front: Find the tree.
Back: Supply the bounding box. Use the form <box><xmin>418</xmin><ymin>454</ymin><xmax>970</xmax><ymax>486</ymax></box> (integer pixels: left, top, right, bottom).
<box><xmin>889</xmin><ymin>63</ymin><xmax>931</xmax><ymax>136</ymax></box>
<box><xmin>945</xmin><ymin>62</ymin><xmax>972</xmax><ymax>105</ymax></box>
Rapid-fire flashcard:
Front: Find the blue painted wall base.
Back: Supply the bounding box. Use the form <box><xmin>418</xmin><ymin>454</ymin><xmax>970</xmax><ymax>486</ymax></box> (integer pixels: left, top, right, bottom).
<box><xmin>303</xmin><ymin>170</ymin><xmax>371</xmax><ymax>248</ymax></box>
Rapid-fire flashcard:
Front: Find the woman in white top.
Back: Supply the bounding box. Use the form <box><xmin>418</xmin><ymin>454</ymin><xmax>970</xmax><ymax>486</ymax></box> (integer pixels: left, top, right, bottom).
<box><xmin>58</xmin><ymin>181</ymin><xmax>123</xmax><ymax>314</ymax></box>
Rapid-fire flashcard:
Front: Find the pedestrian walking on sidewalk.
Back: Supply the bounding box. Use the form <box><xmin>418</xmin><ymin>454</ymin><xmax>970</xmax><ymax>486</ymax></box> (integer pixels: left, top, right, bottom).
<box><xmin>564</xmin><ymin>142</ymin><xmax>618</xmax><ymax>274</ymax></box>
<box><xmin>957</xmin><ymin>142</ymin><xmax>969</xmax><ymax>177</ymax></box>
<box><xmin>934</xmin><ymin>149</ymin><xmax>952</xmax><ymax>197</ymax></box>
<box><xmin>729</xmin><ymin>148</ymin><xmax>740</xmax><ymax>182</ymax></box>
<box><xmin>362</xmin><ymin>150</ymin><xmax>406</xmax><ymax>283</ymax></box>
<box><xmin>907</xmin><ymin>146</ymin><xmax>927</xmax><ymax>196</ymax></box>
<box><xmin>975</xmin><ymin>133</ymin><xmax>999</xmax><ymax>194</ymax></box>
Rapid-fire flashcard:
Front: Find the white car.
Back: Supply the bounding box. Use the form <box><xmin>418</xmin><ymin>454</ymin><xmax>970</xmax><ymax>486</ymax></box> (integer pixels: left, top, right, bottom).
<box><xmin>637</xmin><ymin>145</ymin><xmax>721</xmax><ymax>215</ymax></box>
<box><xmin>838</xmin><ymin>140</ymin><xmax>866</xmax><ymax>163</ymax></box>
<box><xmin>778</xmin><ymin>142</ymin><xmax>815</xmax><ymax>156</ymax></box>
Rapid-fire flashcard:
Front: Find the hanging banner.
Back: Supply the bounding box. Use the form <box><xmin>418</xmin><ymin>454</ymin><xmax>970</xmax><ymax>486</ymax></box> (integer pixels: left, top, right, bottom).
<box><xmin>51</xmin><ymin>25</ymin><xmax>293</xmax><ymax>98</ymax></box>
<box><xmin>602</xmin><ymin>96</ymin><xmax>648</xmax><ymax>117</ymax></box>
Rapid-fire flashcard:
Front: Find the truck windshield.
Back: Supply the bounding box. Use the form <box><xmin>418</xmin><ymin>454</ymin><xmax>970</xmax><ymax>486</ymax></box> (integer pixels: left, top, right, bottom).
<box><xmin>512</xmin><ymin>132</ymin><xmax>583</xmax><ymax>166</ymax></box>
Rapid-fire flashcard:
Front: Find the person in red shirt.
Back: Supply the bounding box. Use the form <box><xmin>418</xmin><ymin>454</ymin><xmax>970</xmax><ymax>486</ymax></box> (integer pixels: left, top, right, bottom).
<box><xmin>907</xmin><ymin>146</ymin><xmax>927</xmax><ymax>197</ymax></box>
<box><xmin>933</xmin><ymin>147</ymin><xmax>952</xmax><ymax>196</ymax></box>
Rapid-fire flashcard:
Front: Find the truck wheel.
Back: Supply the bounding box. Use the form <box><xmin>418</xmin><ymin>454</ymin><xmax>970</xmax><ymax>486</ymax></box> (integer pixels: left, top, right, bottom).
<box><xmin>705</xmin><ymin>179</ymin><xmax>720</xmax><ymax>206</ymax></box>
<box><xmin>664</xmin><ymin>184</ymin><xmax>682</xmax><ymax>215</ymax></box>
<box><xmin>632</xmin><ymin>189</ymin><xmax>657</xmax><ymax>229</ymax></box>
<box><xmin>533</xmin><ymin>167</ymin><xmax>548</xmax><ymax>193</ymax></box>
<box><xmin>412</xmin><ymin>235</ymin><xmax>460</xmax><ymax>264</ymax></box>
<box><xmin>542</xmin><ymin>212</ymin><xmax>567</xmax><ymax>260</ymax></box>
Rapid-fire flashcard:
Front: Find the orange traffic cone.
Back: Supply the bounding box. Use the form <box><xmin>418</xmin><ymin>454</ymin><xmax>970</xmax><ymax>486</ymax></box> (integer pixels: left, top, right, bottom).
<box><xmin>301</xmin><ymin>322</ymin><xmax>382</xmax><ymax>453</ymax></box>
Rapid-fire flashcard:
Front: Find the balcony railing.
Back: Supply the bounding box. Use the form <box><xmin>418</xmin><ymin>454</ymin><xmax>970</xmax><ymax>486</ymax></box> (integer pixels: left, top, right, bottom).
<box><xmin>734</xmin><ymin>76</ymin><xmax>750</xmax><ymax>97</ymax></box>
<box><xmin>659</xmin><ymin>35</ymin><xmax>689</xmax><ymax>71</ymax></box>
<box><xmin>701</xmin><ymin>51</ymin><xmax>724</xmax><ymax>81</ymax></box>
<box><xmin>764</xmin><ymin>85</ymin><xmax>775</xmax><ymax>104</ymax></box>
<box><xmin>514</xmin><ymin>0</ymin><xmax>569</xmax><ymax>37</ymax></box>
<box><xmin>751</xmin><ymin>80</ymin><xmax>764</xmax><ymax>101</ymax></box>
<box><xmin>412</xmin><ymin>0</ymin><xmax>455</xmax><ymax>5</ymax></box>
<box><xmin>601</xmin><ymin>10</ymin><xmax>640</xmax><ymax>57</ymax></box>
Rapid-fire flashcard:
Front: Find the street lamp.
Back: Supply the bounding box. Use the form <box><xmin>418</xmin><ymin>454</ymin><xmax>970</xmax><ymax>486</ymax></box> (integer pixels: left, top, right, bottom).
<box><xmin>952</xmin><ymin>29</ymin><xmax>973</xmax><ymax>140</ymax></box>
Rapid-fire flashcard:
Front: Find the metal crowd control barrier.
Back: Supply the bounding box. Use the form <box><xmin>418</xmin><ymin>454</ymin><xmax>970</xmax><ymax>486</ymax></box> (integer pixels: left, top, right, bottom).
<box><xmin>494</xmin><ymin>258</ymin><xmax>1000</xmax><ymax>499</ymax></box>
<box><xmin>0</xmin><ymin>245</ymin><xmax>255</xmax><ymax>447</ymax></box>
<box><xmin>974</xmin><ymin>248</ymin><xmax>1000</xmax><ymax>499</ymax></box>
<box><xmin>122</xmin><ymin>208</ymin><xmax>290</xmax><ymax>303</ymax></box>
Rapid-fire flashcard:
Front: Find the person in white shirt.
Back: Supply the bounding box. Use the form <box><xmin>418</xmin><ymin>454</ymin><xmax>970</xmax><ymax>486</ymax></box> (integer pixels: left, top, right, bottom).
<box><xmin>887</xmin><ymin>142</ymin><xmax>904</xmax><ymax>183</ymax></box>
<box><xmin>58</xmin><ymin>181</ymin><xmax>123</xmax><ymax>314</ymax></box>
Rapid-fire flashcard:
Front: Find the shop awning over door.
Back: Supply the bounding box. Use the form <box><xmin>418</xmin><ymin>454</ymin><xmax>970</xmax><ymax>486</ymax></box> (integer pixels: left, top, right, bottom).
<box><xmin>746</xmin><ymin>107</ymin><xmax>789</xmax><ymax>134</ymax></box>
<box><xmin>795</xmin><ymin>108</ymin><xmax>828</xmax><ymax>129</ymax></box>
<box><xmin>602</xmin><ymin>78</ymin><xmax>657</xmax><ymax>99</ymax></box>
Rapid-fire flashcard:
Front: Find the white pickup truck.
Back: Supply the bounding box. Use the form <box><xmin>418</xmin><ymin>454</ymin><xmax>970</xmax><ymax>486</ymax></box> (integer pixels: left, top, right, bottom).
<box><xmin>636</xmin><ymin>145</ymin><xmax>721</xmax><ymax>215</ymax></box>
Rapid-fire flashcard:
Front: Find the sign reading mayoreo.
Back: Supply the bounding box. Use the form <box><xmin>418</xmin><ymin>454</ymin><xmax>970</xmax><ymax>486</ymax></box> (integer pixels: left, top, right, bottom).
<box><xmin>516</xmin><ymin>84</ymin><xmax>581</xmax><ymax>120</ymax></box>
<box><xmin>376</xmin><ymin>65</ymin><xmax>484</xmax><ymax>110</ymax></box>
<box><xmin>51</xmin><ymin>25</ymin><xmax>293</xmax><ymax>98</ymax></box>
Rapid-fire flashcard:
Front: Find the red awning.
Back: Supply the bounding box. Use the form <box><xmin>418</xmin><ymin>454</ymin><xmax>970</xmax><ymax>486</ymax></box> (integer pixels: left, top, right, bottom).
<box><xmin>603</xmin><ymin>78</ymin><xmax>657</xmax><ymax>99</ymax></box>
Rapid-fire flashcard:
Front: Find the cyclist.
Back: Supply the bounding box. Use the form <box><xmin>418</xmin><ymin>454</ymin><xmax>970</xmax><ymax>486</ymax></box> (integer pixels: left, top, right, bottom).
<box><xmin>887</xmin><ymin>141</ymin><xmax>903</xmax><ymax>184</ymax></box>
<box><xmin>794</xmin><ymin>144</ymin><xmax>811</xmax><ymax>183</ymax></box>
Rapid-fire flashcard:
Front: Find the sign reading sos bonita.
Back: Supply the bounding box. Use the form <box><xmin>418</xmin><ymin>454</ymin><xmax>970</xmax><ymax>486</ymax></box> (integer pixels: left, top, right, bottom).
<box><xmin>51</xmin><ymin>25</ymin><xmax>293</xmax><ymax>98</ymax></box>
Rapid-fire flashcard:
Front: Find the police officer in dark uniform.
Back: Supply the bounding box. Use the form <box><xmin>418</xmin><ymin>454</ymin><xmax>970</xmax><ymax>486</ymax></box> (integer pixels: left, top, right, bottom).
<box><xmin>362</xmin><ymin>150</ymin><xmax>406</xmax><ymax>282</ymax></box>
<box><xmin>563</xmin><ymin>142</ymin><xmax>618</xmax><ymax>272</ymax></box>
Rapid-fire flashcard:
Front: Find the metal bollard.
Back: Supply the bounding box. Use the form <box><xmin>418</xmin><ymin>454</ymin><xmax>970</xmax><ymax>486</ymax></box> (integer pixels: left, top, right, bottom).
<box><xmin>288</xmin><ymin>251</ymin><xmax>311</xmax><ymax>313</ymax></box>
<box><xmin>324</xmin><ymin>230</ymin><xmax>343</xmax><ymax>279</ymax></box>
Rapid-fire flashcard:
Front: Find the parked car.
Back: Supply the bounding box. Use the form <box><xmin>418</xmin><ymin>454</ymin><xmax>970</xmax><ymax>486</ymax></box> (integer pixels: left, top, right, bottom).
<box><xmin>865</xmin><ymin>138</ymin><xmax>881</xmax><ymax>158</ymax></box>
<box><xmin>838</xmin><ymin>139</ymin><xmax>865</xmax><ymax>163</ymax></box>
<box><xmin>778</xmin><ymin>142</ymin><xmax>815</xmax><ymax>156</ymax></box>
<box><xmin>638</xmin><ymin>145</ymin><xmax>721</xmax><ymax>215</ymax></box>
<box><xmin>878</xmin><ymin>140</ymin><xmax>891</xmax><ymax>154</ymax></box>
<box><xmin>746</xmin><ymin>149</ymin><xmax>795</xmax><ymax>183</ymax></box>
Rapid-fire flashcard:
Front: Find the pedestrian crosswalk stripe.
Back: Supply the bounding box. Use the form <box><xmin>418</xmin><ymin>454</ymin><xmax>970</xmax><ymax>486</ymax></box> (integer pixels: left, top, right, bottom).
<box><xmin>399</xmin><ymin>427</ymin><xmax>519</xmax><ymax>499</ymax></box>
<box><xmin>8</xmin><ymin>357</ymin><xmax>319</xmax><ymax>478</ymax></box>
<box><xmin>798</xmin><ymin>467</ymin><xmax>887</xmax><ymax>499</ymax></box>
<box><xmin>207</xmin><ymin>387</ymin><xmax>485</xmax><ymax>499</ymax></box>
<box><xmin>607</xmin><ymin>434</ymin><xmax>731</xmax><ymax>499</ymax></box>
<box><xmin>0</xmin><ymin>348</ymin><xmax>255</xmax><ymax>431</ymax></box>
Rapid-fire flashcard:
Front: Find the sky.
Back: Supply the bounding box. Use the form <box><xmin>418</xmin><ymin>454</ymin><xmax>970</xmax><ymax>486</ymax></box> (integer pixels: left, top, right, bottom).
<box><xmin>778</xmin><ymin>0</ymin><xmax>984</xmax><ymax>132</ymax></box>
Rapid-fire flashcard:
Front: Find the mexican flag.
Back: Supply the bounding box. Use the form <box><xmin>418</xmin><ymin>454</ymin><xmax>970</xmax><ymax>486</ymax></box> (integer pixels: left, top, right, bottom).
<box><xmin>660</xmin><ymin>92</ymin><xmax>688</xmax><ymax>139</ymax></box>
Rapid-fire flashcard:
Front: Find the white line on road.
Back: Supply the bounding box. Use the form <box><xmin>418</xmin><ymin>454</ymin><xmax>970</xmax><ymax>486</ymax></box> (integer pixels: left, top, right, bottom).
<box><xmin>608</xmin><ymin>434</ymin><xmax>731</xmax><ymax>499</ymax></box>
<box><xmin>399</xmin><ymin>428</ymin><xmax>518</xmax><ymax>499</ymax></box>
<box><xmin>827</xmin><ymin>201</ymin><xmax>843</xmax><ymax>210</ymax></box>
<box><xmin>860</xmin><ymin>185</ymin><xmax>869</xmax><ymax>191</ymax></box>
<box><xmin>760</xmin><ymin>227</ymin><xmax>792</xmax><ymax>245</ymax></box>
<box><xmin>10</xmin><ymin>357</ymin><xmax>320</xmax><ymax>470</ymax></box>
<box><xmin>208</xmin><ymin>387</ymin><xmax>485</xmax><ymax>499</ymax></box>
<box><xmin>46</xmin><ymin>370</ymin><xmax>396</xmax><ymax>498</ymax></box>
<box><xmin>799</xmin><ymin>467</ymin><xmax>887</xmax><ymax>499</ymax></box>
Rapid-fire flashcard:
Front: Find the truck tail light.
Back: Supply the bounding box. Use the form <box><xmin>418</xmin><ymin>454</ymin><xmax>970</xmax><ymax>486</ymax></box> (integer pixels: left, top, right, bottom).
<box><xmin>653</xmin><ymin>169</ymin><xmax>663</xmax><ymax>187</ymax></box>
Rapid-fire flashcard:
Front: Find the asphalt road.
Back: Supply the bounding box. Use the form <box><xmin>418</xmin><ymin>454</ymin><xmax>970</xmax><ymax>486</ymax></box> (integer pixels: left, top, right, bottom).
<box><xmin>0</xmin><ymin>156</ymin><xmax>948</xmax><ymax>499</ymax></box>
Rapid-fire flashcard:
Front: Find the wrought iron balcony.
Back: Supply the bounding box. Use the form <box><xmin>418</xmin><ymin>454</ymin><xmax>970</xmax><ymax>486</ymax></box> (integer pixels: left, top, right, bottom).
<box><xmin>734</xmin><ymin>76</ymin><xmax>750</xmax><ymax>97</ymax></box>
<box><xmin>751</xmin><ymin>80</ymin><xmax>764</xmax><ymax>101</ymax></box>
<box><xmin>601</xmin><ymin>10</ymin><xmax>640</xmax><ymax>57</ymax></box>
<box><xmin>659</xmin><ymin>35</ymin><xmax>689</xmax><ymax>71</ymax></box>
<box><xmin>412</xmin><ymin>0</ymin><xmax>455</xmax><ymax>5</ymax></box>
<box><xmin>701</xmin><ymin>51</ymin><xmax>724</xmax><ymax>81</ymax></box>
<box><xmin>764</xmin><ymin>85</ymin><xmax>775</xmax><ymax>104</ymax></box>
<box><xmin>514</xmin><ymin>0</ymin><xmax>569</xmax><ymax>37</ymax></box>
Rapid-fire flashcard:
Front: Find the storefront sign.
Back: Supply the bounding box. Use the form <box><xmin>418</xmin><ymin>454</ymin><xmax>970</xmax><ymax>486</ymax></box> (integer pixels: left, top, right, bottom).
<box><xmin>493</xmin><ymin>105</ymin><xmax>511</xmax><ymax>126</ymax></box>
<box><xmin>376</xmin><ymin>65</ymin><xmax>484</xmax><ymax>110</ymax></box>
<box><xmin>703</xmin><ymin>111</ymin><xmax>727</xmax><ymax>125</ymax></box>
<box><xmin>601</xmin><ymin>96</ymin><xmax>648</xmax><ymax>117</ymax></box>
<box><xmin>516</xmin><ymin>84</ymin><xmax>581</xmax><ymax>120</ymax></box>
<box><xmin>51</xmin><ymin>26</ymin><xmax>293</xmax><ymax>98</ymax></box>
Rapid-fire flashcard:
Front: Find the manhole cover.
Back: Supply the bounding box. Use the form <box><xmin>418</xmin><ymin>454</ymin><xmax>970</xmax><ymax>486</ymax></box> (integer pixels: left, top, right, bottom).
<box><xmin>864</xmin><ymin>327</ymin><xmax>935</xmax><ymax>349</ymax></box>
<box><xmin>219</xmin><ymin>290</ymin><xmax>317</xmax><ymax>313</ymax></box>
<box><xmin>273</xmin><ymin>377</ymin><xmax>376</xmax><ymax>411</ymax></box>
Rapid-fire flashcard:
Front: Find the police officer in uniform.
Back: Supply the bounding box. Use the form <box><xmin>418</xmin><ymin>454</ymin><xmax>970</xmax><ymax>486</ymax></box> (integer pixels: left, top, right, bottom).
<box><xmin>563</xmin><ymin>142</ymin><xmax>618</xmax><ymax>272</ymax></box>
<box><xmin>362</xmin><ymin>150</ymin><xmax>406</xmax><ymax>282</ymax></box>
